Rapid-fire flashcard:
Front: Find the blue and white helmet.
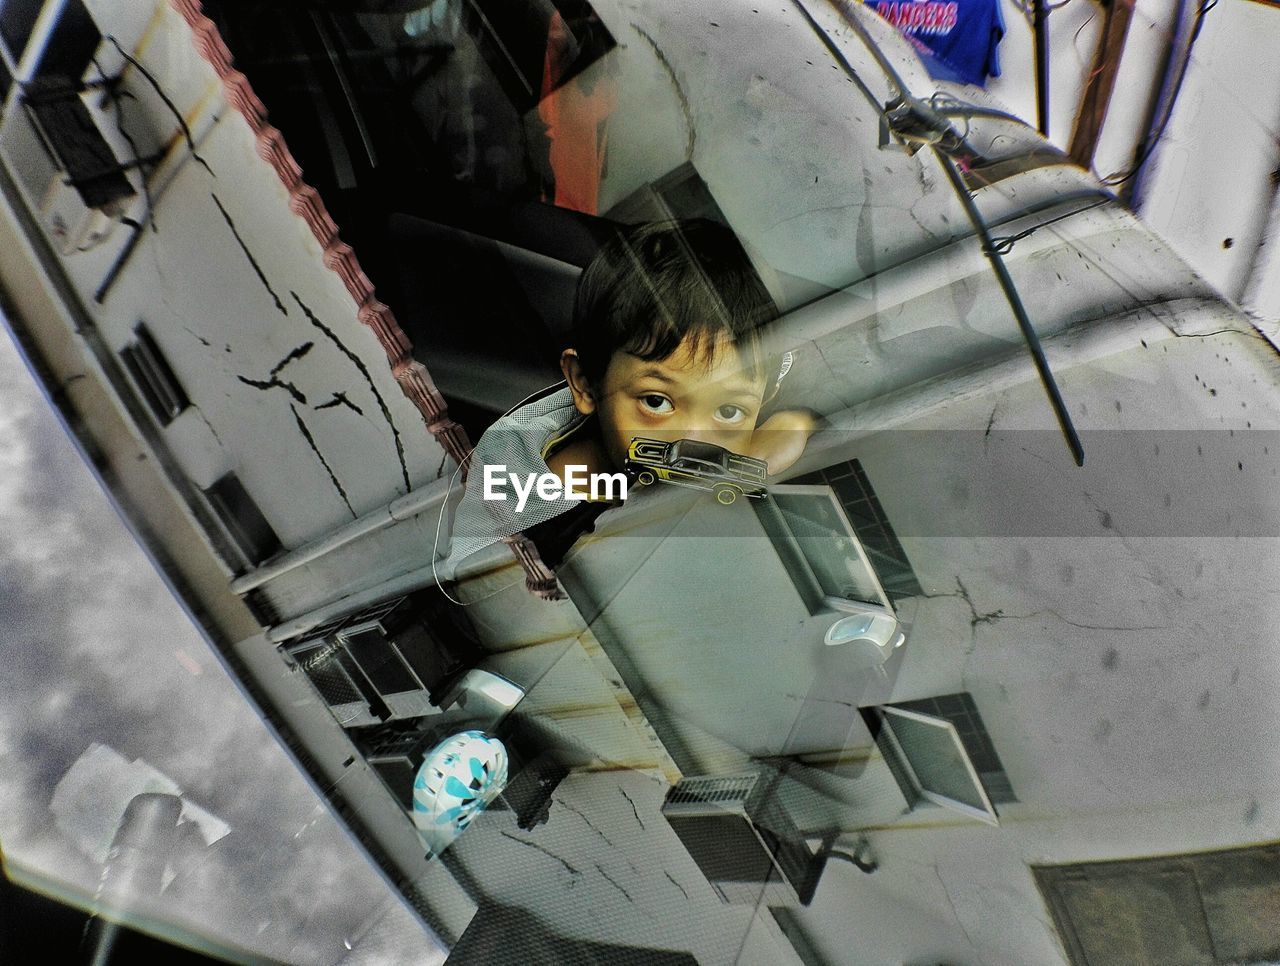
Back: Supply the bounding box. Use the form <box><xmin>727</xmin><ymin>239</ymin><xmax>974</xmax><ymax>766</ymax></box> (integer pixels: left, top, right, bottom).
<box><xmin>412</xmin><ymin>730</ymin><xmax>509</xmax><ymax>856</ymax></box>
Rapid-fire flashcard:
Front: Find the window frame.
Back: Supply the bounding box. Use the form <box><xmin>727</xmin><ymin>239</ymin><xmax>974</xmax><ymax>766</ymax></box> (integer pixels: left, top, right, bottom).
<box><xmin>757</xmin><ymin>483</ymin><xmax>894</xmax><ymax>616</ymax></box>
<box><xmin>202</xmin><ymin>472</ymin><xmax>280</xmax><ymax>571</ymax></box>
<box><xmin>119</xmin><ymin>323</ymin><xmax>190</xmax><ymax>426</ymax></box>
<box><xmin>878</xmin><ymin>704</ymin><xmax>1000</xmax><ymax>826</ymax></box>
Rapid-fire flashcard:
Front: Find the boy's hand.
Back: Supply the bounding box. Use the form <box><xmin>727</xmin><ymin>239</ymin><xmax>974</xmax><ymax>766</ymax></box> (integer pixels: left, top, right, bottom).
<box><xmin>746</xmin><ymin>410</ymin><xmax>817</xmax><ymax>477</ymax></box>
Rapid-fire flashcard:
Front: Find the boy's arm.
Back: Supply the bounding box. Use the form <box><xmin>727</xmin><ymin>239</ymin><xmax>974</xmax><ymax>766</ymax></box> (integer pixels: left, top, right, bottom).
<box><xmin>747</xmin><ymin>409</ymin><xmax>818</xmax><ymax>477</ymax></box>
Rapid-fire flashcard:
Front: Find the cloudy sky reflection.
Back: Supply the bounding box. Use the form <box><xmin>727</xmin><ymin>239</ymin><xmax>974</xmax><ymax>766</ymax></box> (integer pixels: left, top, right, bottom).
<box><xmin>0</xmin><ymin>322</ymin><xmax>443</xmax><ymax>963</ymax></box>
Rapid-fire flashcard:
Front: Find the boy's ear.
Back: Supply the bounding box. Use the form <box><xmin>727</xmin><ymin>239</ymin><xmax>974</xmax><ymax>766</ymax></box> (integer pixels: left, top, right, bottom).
<box><xmin>560</xmin><ymin>349</ymin><xmax>596</xmax><ymax>415</ymax></box>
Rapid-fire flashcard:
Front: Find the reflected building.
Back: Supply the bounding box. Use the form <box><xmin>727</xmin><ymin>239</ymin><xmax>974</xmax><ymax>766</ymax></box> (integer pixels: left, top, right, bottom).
<box><xmin>2</xmin><ymin>0</ymin><xmax>1280</xmax><ymax>963</ymax></box>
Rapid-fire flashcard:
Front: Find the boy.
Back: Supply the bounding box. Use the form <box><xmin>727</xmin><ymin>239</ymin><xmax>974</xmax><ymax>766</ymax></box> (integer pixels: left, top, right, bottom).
<box><xmin>442</xmin><ymin>219</ymin><xmax>814</xmax><ymax>578</ymax></box>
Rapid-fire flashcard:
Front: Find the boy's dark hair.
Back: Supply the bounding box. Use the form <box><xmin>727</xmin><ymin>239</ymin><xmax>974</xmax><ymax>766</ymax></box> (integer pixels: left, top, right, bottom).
<box><xmin>570</xmin><ymin>219</ymin><xmax>780</xmax><ymax>387</ymax></box>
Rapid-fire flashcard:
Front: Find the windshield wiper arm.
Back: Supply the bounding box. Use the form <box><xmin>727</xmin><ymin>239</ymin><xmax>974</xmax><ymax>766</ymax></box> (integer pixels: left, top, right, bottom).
<box><xmin>791</xmin><ymin>0</ymin><xmax>1085</xmax><ymax>466</ymax></box>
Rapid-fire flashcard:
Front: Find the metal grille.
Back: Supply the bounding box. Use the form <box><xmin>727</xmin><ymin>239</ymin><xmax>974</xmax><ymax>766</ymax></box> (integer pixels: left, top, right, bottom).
<box><xmin>295</xmin><ymin>642</ymin><xmax>364</xmax><ymax>708</ymax></box>
<box><xmin>662</xmin><ymin>772</ymin><xmax>819</xmax><ymax>906</ymax></box>
<box><xmin>664</xmin><ymin>774</ymin><xmax>757</xmax><ymax>806</ymax></box>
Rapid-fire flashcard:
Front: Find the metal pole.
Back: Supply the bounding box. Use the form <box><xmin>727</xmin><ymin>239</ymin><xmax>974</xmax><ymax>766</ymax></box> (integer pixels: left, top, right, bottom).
<box><xmin>1033</xmin><ymin>0</ymin><xmax>1050</xmax><ymax>137</ymax></box>
<box><xmin>935</xmin><ymin>153</ymin><xmax>1085</xmax><ymax>466</ymax></box>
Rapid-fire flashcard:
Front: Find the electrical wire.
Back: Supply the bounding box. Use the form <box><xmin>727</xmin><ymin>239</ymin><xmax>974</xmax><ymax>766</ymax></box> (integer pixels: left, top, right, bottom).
<box><xmin>430</xmin><ymin>384</ymin><xmax>567</xmax><ymax>606</ymax></box>
<box><xmin>1009</xmin><ymin>0</ymin><xmax>1073</xmax><ymax>14</ymax></box>
<box><xmin>984</xmin><ymin>197</ymin><xmax>1111</xmax><ymax>255</ymax></box>
<box><xmin>1101</xmin><ymin>0</ymin><xmax>1219</xmax><ymax>188</ymax></box>
<box><xmin>796</xmin><ymin>0</ymin><xmax>1086</xmax><ymax>465</ymax></box>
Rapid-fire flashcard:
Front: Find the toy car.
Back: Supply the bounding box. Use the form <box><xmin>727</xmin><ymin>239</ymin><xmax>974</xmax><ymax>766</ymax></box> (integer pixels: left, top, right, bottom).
<box><xmin>625</xmin><ymin>437</ymin><xmax>768</xmax><ymax>505</ymax></box>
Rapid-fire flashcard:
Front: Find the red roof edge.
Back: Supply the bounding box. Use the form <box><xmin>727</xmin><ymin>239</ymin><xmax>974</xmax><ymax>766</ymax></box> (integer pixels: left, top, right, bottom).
<box><xmin>169</xmin><ymin>0</ymin><xmax>471</xmax><ymax>469</ymax></box>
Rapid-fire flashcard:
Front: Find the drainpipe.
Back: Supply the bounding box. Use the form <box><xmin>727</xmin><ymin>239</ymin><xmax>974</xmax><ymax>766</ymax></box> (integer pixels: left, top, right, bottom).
<box><xmin>1032</xmin><ymin>0</ymin><xmax>1050</xmax><ymax>138</ymax></box>
<box><xmin>230</xmin><ymin>474</ymin><xmax>455</xmax><ymax>594</ymax></box>
<box><xmin>81</xmin><ymin>793</ymin><xmax>183</xmax><ymax>966</ymax></box>
<box><xmin>1068</xmin><ymin>0</ymin><xmax>1137</xmax><ymax>170</ymax></box>
<box><xmin>1126</xmin><ymin>0</ymin><xmax>1209</xmax><ymax>211</ymax></box>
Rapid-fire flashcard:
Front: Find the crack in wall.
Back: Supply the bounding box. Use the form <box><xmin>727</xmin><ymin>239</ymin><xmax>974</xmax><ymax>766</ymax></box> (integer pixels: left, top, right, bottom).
<box><xmin>291</xmin><ymin>291</ymin><xmax>412</xmax><ymax>494</ymax></box>
<box><xmin>618</xmin><ymin>787</ymin><xmax>646</xmax><ymax>830</ymax></box>
<box><xmin>1080</xmin><ymin>489</ymin><xmax>1183</xmax><ymax>599</ymax></box>
<box><xmin>291</xmin><ymin>403</ymin><xmax>355</xmax><ymax>519</ymax></box>
<box><xmin>954</xmin><ymin>576</ymin><xmax>1004</xmax><ymax>629</ymax></box>
<box><xmin>237</xmin><ymin>374</ymin><xmax>306</xmax><ymax>406</ymax></box>
<box><xmin>663</xmin><ymin>870</ymin><xmax>690</xmax><ymax>901</ymax></box>
<box><xmin>993</xmin><ymin>609</ymin><xmax>1168</xmax><ymax>633</ymax></box>
<box><xmin>594</xmin><ymin>863</ymin><xmax>634</xmax><ymax>904</ymax></box>
<box><xmin>554</xmin><ymin>798</ymin><xmax>619</xmax><ymax>851</ymax></box>
<box><xmin>926</xmin><ymin>577</ymin><xmax>1170</xmax><ymax>634</ymax></box>
<box><xmin>181</xmin><ymin>325</ymin><xmax>211</xmax><ymax>347</ymax></box>
<box><xmin>933</xmin><ymin>865</ymin><xmax>983</xmax><ymax>959</ymax></box>
<box><xmin>554</xmin><ymin>799</ymin><xmax>645</xmax><ymax>877</ymax></box>
<box><xmin>271</xmin><ymin>340</ymin><xmax>314</xmax><ymax>375</ymax></box>
<box><xmin>211</xmin><ymin>193</ymin><xmax>287</xmax><ymax>316</ymax></box>
<box><xmin>630</xmin><ymin>24</ymin><xmax>695</xmax><ymax>160</ymax></box>
<box><xmin>498</xmin><ymin>830</ymin><xmax>583</xmax><ymax>879</ymax></box>
<box><xmin>314</xmin><ymin>391</ymin><xmax>363</xmax><ymax>416</ymax></box>
<box><xmin>194</xmin><ymin>409</ymin><xmax>225</xmax><ymax>448</ymax></box>
<box><xmin>106</xmin><ymin>35</ymin><xmax>215</xmax><ymax>179</ymax></box>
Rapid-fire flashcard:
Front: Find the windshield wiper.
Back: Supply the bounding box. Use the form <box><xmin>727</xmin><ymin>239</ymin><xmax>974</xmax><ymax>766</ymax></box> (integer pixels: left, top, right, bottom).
<box><xmin>790</xmin><ymin>0</ymin><xmax>1086</xmax><ymax>466</ymax></box>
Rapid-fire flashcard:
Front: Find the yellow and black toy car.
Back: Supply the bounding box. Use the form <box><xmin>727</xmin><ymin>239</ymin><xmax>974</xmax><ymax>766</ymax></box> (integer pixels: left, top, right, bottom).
<box><xmin>625</xmin><ymin>437</ymin><xmax>768</xmax><ymax>505</ymax></box>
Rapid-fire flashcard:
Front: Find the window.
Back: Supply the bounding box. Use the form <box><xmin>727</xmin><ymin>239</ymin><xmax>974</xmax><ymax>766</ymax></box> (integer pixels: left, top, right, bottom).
<box><xmin>790</xmin><ymin>459</ymin><xmax>923</xmax><ymax>601</ymax></box>
<box><xmin>894</xmin><ymin>691</ymin><xmax>1016</xmax><ymax>804</ymax></box>
<box><xmin>1035</xmin><ymin>844</ymin><xmax>1280</xmax><ymax>966</ymax></box>
<box><xmin>202</xmin><ymin>472</ymin><xmax>280</xmax><ymax>569</ymax></box>
<box><xmin>755</xmin><ymin>484</ymin><xmax>892</xmax><ymax>614</ymax></box>
<box><xmin>862</xmin><ymin>692</ymin><xmax>1013</xmax><ymax>825</ymax></box>
<box><xmin>119</xmin><ymin>323</ymin><xmax>190</xmax><ymax>426</ymax></box>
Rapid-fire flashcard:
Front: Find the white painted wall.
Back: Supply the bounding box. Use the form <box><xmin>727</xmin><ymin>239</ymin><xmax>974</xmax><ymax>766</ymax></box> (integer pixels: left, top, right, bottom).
<box><xmin>1135</xmin><ymin>0</ymin><xmax>1280</xmax><ymax>310</ymax></box>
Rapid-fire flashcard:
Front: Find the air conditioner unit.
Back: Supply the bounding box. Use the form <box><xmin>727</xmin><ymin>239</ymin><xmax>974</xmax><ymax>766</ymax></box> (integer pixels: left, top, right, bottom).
<box><xmin>287</xmin><ymin>595</ymin><xmax>482</xmax><ymax>728</ymax></box>
<box><xmin>19</xmin><ymin>76</ymin><xmax>135</xmax><ymax>256</ymax></box>
<box><xmin>289</xmin><ymin>637</ymin><xmax>384</xmax><ymax>728</ymax></box>
<box><xmin>336</xmin><ymin>620</ymin><xmax>438</xmax><ymax>721</ymax></box>
<box><xmin>661</xmin><ymin>771</ymin><xmax>821</xmax><ymax>906</ymax></box>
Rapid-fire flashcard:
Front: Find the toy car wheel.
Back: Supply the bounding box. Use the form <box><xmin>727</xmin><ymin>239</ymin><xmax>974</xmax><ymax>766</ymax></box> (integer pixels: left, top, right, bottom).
<box><xmin>714</xmin><ymin>484</ymin><xmax>739</xmax><ymax>505</ymax></box>
<box><xmin>637</xmin><ymin>470</ymin><xmax>656</xmax><ymax>486</ymax></box>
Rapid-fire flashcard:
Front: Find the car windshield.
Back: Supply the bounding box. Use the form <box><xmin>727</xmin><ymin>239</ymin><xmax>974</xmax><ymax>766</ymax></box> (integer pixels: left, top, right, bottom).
<box><xmin>5</xmin><ymin>0</ymin><xmax>1279</xmax><ymax>963</ymax></box>
<box><xmin>671</xmin><ymin>440</ymin><xmax>728</xmax><ymax>464</ymax></box>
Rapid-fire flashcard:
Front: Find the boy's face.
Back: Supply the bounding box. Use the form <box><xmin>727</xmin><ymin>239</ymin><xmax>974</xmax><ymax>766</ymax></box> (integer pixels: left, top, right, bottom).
<box><xmin>564</xmin><ymin>334</ymin><xmax>769</xmax><ymax>471</ymax></box>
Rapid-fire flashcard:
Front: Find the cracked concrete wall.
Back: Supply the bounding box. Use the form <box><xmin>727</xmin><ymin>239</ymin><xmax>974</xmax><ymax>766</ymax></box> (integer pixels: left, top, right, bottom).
<box><xmin>529</xmin><ymin>291</ymin><xmax>1280</xmax><ymax>965</ymax></box>
<box><xmin>6</xmin><ymin>1</ymin><xmax>1277</xmax><ymax>962</ymax></box>
<box><xmin>775</xmin><ymin>312</ymin><xmax>1280</xmax><ymax>964</ymax></box>
<box><xmin>0</xmin><ymin>0</ymin><xmax>451</xmax><ymax>558</ymax></box>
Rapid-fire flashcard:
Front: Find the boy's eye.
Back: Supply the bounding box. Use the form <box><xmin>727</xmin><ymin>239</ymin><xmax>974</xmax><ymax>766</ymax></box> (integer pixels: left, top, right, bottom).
<box><xmin>639</xmin><ymin>394</ymin><xmax>674</xmax><ymax>414</ymax></box>
<box><xmin>715</xmin><ymin>404</ymin><xmax>749</xmax><ymax>423</ymax></box>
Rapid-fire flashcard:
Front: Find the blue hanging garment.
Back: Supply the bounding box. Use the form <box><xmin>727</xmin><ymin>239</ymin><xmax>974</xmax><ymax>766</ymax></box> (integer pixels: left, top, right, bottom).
<box><xmin>868</xmin><ymin>0</ymin><xmax>1006</xmax><ymax>87</ymax></box>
